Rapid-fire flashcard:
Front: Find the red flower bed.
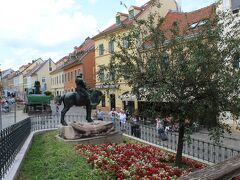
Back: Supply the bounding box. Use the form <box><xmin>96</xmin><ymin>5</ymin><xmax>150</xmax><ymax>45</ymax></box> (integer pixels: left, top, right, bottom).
<box><xmin>75</xmin><ymin>143</ymin><xmax>206</xmax><ymax>179</ymax></box>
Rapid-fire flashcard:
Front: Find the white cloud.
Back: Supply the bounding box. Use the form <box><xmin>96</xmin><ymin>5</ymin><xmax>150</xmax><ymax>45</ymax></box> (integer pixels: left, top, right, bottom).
<box><xmin>0</xmin><ymin>0</ymin><xmax>99</xmax><ymax>71</ymax></box>
<box><xmin>1</xmin><ymin>47</ymin><xmax>66</xmax><ymax>71</ymax></box>
<box><xmin>88</xmin><ymin>0</ymin><xmax>97</xmax><ymax>5</ymax></box>
<box><xmin>0</xmin><ymin>0</ymin><xmax>97</xmax><ymax>46</ymax></box>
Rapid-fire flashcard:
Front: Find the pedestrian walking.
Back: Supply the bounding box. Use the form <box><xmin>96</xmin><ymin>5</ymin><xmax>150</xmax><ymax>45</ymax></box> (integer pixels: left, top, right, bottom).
<box><xmin>118</xmin><ymin>109</ymin><xmax>126</xmax><ymax>131</ymax></box>
<box><xmin>108</xmin><ymin>108</ymin><xmax>117</xmax><ymax>126</ymax></box>
<box><xmin>156</xmin><ymin>117</ymin><xmax>168</xmax><ymax>141</ymax></box>
<box><xmin>96</xmin><ymin>108</ymin><xmax>104</xmax><ymax>121</ymax></box>
<box><xmin>131</xmin><ymin>115</ymin><xmax>141</xmax><ymax>138</ymax></box>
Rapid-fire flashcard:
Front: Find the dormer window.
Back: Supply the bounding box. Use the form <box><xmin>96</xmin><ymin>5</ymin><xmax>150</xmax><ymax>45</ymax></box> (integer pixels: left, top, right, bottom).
<box><xmin>233</xmin><ymin>52</ymin><xmax>240</xmax><ymax>69</ymax></box>
<box><xmin>116</xmin><ymin>12</ymin><xmax>128</xmax><ymax>25</ymax></box>
<box><xmin>116</xmin><ymin>16</ymin><xmax>121</xmax><ymax>25</ymax></box>
<box><xmin>123</xmin><ymin>37</ymin><xmax>129</xmax><ymax>48</ymax></box>
<box><xmin>189</xmin><ymin>22</ymin><xmax>198</xmax><ymax>29</ymax></box>
<box><xmin>189</xmin><ymin>19</ymin><xmax>208</xmax><ymax>29</ymax></box>
<box><xmin>129</xmin><ymin>9</ymin><xmax>134</xmax><ymax>19</ymax></box>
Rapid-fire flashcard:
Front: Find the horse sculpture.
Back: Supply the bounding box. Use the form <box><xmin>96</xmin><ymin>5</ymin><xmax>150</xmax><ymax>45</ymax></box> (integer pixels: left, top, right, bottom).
<box><xmin>56</xmin><ymin>90</ymin><xmax>103</xmax><ymax>126</ymax></box>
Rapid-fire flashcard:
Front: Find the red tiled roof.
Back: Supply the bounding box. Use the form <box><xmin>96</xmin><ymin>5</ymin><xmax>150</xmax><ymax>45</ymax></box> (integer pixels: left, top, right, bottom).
<box><xmin>131</xmin><ymin>6</ymin><xmax>142</xmax><ymax>11</ymax></box>
<box><xmin>63</xmin><ymin>37</ymin><xmax>95</xmax><ymax>69</ymax></box>
<box><xmin>161</xmin><ymin>4</ymin><xmax>216</xmax><ymax>38</ymax></box>
<box><xmin>117</xmin><ymin>12</ymin><xmax>128</xmax><ymax>17</ymax></box>
<box><xmin>75</xmin><ymin>37</ymin><xmax>94</xmax><ymax>54</ymax></box>
<box><xmin>56</xmin><ymin>56</ymin><xmax>68</xmax><ymax>66</ymax></box>
<box><xmin>143</xmin><ymin>4</ymin><xmax>215</xmax><ymax>48</ymax></box>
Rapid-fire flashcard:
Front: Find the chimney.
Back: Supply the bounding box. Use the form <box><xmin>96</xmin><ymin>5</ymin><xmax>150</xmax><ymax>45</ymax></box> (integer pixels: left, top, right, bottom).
<box><xmin>176</xmin><ymin>0</ymin><xmax>182</xmax><ymax>12</ymax></box>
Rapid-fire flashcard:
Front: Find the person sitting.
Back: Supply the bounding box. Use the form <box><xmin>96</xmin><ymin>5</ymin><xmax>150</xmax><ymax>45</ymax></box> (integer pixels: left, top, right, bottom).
<box><xmin>75</xmin><ymin>74</ymin><xmax>90</xmax><ymax>101</ymax></box>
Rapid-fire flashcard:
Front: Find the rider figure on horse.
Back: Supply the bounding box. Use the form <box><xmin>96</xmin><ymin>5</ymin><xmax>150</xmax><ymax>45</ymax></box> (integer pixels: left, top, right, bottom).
<box><xmin>75</xmin><ymin>74</ymin><xmax>90</xmax><ymax>102</ymax></box>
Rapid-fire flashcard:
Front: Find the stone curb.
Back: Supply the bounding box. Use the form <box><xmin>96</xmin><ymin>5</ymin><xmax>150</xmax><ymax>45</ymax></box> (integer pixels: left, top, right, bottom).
<box><xmin>3</xmin><ymin>128</ymin><xmax>57</xmax><ymax>180</ymax></box>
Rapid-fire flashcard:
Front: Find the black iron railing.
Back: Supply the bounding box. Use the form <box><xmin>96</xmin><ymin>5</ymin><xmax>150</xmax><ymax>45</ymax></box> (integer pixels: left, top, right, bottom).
<box><xmin>0</xmin><ymin>118</ymin><xmax>31</xmax><ymax>179</ymax></box>
<box><xmin>119</xmin><ymin>121</ymin><xmax>240</xmax><ymax>164</ymax></box>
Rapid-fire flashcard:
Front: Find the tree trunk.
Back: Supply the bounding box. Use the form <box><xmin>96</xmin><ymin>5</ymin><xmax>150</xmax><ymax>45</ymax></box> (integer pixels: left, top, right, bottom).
<box><xmin>175</xmin><ymin>121</ymin><xmax>185</xmax><ymax>166</ymax></box>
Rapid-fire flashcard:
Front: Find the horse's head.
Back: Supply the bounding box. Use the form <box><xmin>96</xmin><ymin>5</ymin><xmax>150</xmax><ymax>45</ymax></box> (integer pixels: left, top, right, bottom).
<box><xmin>90</xmin><ymin>90</ymin><xmax>103</xmax><ymax>109</ymax></box>
<box><xmin>54</xmin><ymin>95</ymin><xmax>62</xmax><ymax>105</ymax></box>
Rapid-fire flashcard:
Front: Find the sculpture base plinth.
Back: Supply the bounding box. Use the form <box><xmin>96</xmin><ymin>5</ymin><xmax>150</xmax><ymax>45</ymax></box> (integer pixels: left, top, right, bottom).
<box><xmin>56</xmin><ymin>131</ymin><xmax>123</xmax><ymax>145</ymax></box>
<box><xmin>58</xmin><ymin>120</ymin><xmax>116</xmax><ymax>139</ymax></box>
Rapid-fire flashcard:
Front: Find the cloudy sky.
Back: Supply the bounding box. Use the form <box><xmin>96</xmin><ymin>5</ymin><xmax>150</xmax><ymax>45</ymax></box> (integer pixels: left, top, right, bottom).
<box><xmin>0</xmin><ymin>0</ymin><xmax>215</xmax><ymax>71</ymax></box>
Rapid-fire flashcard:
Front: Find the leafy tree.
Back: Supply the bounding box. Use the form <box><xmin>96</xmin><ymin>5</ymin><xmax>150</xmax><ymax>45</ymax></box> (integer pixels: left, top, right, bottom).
<box><xmin>99</xmin><ymin>3</ymin><xmax>240</xmax><ymax>166</ymax></box>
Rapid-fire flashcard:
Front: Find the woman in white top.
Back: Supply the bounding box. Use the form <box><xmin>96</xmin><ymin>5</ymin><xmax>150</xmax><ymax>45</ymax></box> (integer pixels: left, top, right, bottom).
<box><xmin>118</xmin><ymin>109</ymin><xmax>126</xmax><ymax>130</ymax></box>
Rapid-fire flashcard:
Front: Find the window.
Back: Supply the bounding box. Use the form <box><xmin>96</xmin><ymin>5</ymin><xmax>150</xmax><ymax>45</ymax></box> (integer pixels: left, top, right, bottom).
<box><xmin>232</xmin><ymin>0</ymin><xmax>240</xmax><ymax>13</ymax></box>
<box><xmin>62</xmin><ymin>74</ymin><xmax>64</xmax><ymax>83</ymax></box>
<box><xmin>198</xmin><ymin>19</ymin><xmax>208</xmax><ymax>27</ymax></box>
<box><xmin>129</xmin><ymin>9</ymin><xmax>134</xmax><ymax>19</ymax></box>
<box><xmin>123</xmin><ymin>37</ymin><xmax>129</xmax><ymax>48</ymax></box>
<box><xmin>71</xmin><ymin>72</ymin><xmax>73</xmax><ymax>81</ymax></box>
<box><xmin>163</xmin><ymin>54</ymin><xmax>170</xmax><ymax>69</ymax></box>
<box><xmin>233</xmin><ymin>53</ymin><xmax>240</xmax><ymax>69</ymax></box>
<box><xmin>42</xmin><ymin>77</ymin><xmax>46</xmax><ymax>83</ymax></box>
<box><xmin>189</xmin><ymin>22</ymin><xmax>198</xmax><ymax>29</ymax></box>
<box><xmin>109</xmin><ymin>71</ymin><xmax>115</xmax><ymax>81</ymax></box>
<box><xmin>56</xmin><ymin>76</ymin><xmax>58</xmax><ymax>84</ymax></box>
<box><xmin>68</xmin><ymin>72</ymin><xmax>70</xmax><ymax>81</ymax></box>
<box><xmin>99</xmin><ymin>44</ymin><xmax>104</xmax><ymax>56</ymax></box>
<box><xmin>59</xmin><ymin>75</ymin><xmax>61</xmax><ymax>84</ymax></box>
<box><xmin>99</xmin><ymin>67</ymin><xmax>104</xmax><ymax>82</ymax></box>
<box><xmin>74</xmin><ymin>70</ymin><xmax>77</xmax><ymax>79</ymax></box>
<box><xmin>108</xmin><ymin>40</ymin><xmax>114</xmax><ymax>54</ymax></box>
<box><xmin>78</xmin><ymin>69</ymin><xmax>81</xmax><ymax>75</ymax></box>
<box><xmin>116</xmin><ymin>16</ymin><xmax>121</xmax><ymax>25</ymax></box>
<box><xmin>101</xmin><ymin>95</ymin><xmax>106</xmax><ymax>107</ymax></box>
<box><xmin>123</xmin><ymin>69</ymin><xmax>129</xmax><ymax>80</ymax></box>
<box><xmin>65</xmin><ymin>74</ymin><xmax>67</xmax><ymax>82</ymax></box>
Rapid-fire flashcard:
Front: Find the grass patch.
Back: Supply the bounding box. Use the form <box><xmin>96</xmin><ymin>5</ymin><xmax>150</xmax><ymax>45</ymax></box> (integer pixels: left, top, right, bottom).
<box><xmin>17</xmin><ymin>131</ymin><xmax>101</xmax><ymax>180</ymax></box>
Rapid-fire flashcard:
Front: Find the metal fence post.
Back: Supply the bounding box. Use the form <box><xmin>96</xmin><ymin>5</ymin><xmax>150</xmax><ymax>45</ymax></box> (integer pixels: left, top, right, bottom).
<box><xmin>0</xmin><ymin>103</ymin><xmax>2</xmax><ymax>130</ymax></box>
<box><xmin>14</xmin><ymin>102</ymin><xmax>16</xmax><ymax>124</ymax></box>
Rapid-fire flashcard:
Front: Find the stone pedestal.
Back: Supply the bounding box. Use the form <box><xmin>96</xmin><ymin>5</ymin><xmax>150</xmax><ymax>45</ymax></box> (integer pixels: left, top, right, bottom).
<box><xmin>58</xmin><ymin>120</ymin><xmax>116</xmax><ymax>140</ymax></box>
<box><xmin>59</xmin><ymin>126</ymin><xmax>82</xmax><ymax>140</ymax></box>
<box><xmin>56</xmin><ymin>131</ymin><xmax>123</xmax><ymax>145</ymax></box>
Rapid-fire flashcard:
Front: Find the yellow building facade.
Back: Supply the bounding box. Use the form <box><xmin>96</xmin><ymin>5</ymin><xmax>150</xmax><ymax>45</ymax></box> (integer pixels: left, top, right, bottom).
<box><xmin>94</xmin><ymin>0</ymin><xmax>178</xmax><ymax>113</ymax></box>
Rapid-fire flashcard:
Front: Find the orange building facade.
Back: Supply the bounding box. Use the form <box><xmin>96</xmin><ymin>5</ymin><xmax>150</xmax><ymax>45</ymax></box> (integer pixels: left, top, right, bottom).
<box><xmin>64</xmin><ymin>37</ymin><xmax>95</xmax><ymax>92</ymax></box>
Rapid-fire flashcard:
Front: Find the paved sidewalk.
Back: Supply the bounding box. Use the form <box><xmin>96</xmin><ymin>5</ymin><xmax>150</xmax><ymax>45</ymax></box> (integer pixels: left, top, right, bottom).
<box><xmin>190</xmin><ymin>130</ymin><xmax>240</xmax><ymax>150</ymax></box>
<box><xmin>1</xmin><ymin>110</ymin><xmax>29</xmax><ymax>129</ymax></box>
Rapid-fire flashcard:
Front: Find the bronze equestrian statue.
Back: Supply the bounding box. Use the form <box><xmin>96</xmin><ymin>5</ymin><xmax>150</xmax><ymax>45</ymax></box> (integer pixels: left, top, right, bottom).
<box><xmin>57</xmin><ymin>75</ymin><xmax>103</xmax><ymax>126</ymax></box>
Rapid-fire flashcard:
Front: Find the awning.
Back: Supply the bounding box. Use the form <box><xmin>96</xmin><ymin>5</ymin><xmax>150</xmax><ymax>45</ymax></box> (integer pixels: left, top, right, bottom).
<box><xmin>120</xmin><ymin>92</ymin><xmax>136</xmax><ymax>101</ymax></box>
